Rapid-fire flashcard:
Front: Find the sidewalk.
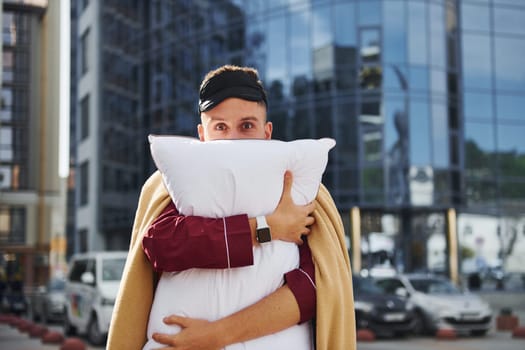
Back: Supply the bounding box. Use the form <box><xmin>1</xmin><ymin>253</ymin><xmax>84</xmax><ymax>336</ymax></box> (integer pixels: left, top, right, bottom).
<box><xmin>0</xmin><ymin>322</ymin><xmax>58</xmax><ymax>350</ymax></box>
<box><xmin>0</xmin><ymin>315</ymin><xmax>99</xmax><ymax>350</ymax></box>
<box><xmin>476</xmin><ymin>291</ymin><xmax>525</xmax><ymax>325</ymax></box>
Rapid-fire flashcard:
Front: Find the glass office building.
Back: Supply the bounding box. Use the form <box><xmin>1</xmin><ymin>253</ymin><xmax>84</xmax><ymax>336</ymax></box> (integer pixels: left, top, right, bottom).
<box><xmin>71</xmin><ymin>0</ymin><xmax>525</xmax><ymax>281</ymax></box>
<box><xmin>142</xmin><ymin>0</ymin><xmax>525</xmax><ymax>278</ymax></box>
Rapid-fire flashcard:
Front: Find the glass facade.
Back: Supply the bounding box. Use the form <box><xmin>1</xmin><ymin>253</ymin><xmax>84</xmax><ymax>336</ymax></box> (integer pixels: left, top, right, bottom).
<box><xmin>71</xmin><ymin>0</ymin><xmax>524</xmax><ymax>277</ymax></box>
<box><xmin>137</xmin><ymin>0</ymin><xmax>466</xmax><ymax>273</ymax></box>
<box><xmin>459</xmin><ymin>0</ymin><xmax>525</xmax><ymax>280</ymax></box>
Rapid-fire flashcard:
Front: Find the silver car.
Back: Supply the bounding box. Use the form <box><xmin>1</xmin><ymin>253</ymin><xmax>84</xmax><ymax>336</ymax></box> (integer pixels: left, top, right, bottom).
<box><xmin>374</xmin><ymin>274</ymin><xmax>492</xmax><ymax>336</ymax></box>
<box><xmin>31</xmin><ymin>277</ymin><xmax>66</xmax><ymax>323</ymax></box>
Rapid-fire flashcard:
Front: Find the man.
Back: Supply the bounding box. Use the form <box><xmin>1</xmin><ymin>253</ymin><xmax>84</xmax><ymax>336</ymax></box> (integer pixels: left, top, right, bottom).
<box><xmin>107</xmin><ymin>65</ymin><xmax>355</xmax><ymax>349</ymax></box>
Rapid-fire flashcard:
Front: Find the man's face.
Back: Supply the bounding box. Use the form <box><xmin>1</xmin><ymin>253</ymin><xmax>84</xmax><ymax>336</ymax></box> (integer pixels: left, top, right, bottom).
<box><xmin>198</xmin><ymin>97</ymin><xmax>272</xmax><ymax>141</ymax></box>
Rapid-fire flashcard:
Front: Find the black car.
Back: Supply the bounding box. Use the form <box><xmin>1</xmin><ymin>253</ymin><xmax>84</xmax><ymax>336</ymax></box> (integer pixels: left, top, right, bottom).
<box><xmin>352</xmin><ymin>275</ymin><xmax>416</xmax><ymax>337</ymax></box>
<box><xmin>1</xmin><ymin>289</ymin><xmax>27</xmax><ymax>315</ymax></box>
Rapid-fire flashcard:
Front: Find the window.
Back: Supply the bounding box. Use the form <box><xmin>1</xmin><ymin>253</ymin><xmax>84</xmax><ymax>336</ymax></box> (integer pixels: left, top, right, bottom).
<box><xmin>1</xmin><ymin>88</ymin><xmax>13</xmax><ymax>122</ymax></box>
<box><xmin>0</xmin><ymin>207</ymin><xmax>25</xmax><ymax>244</ymax></box>
<box><xmin>432</xmin><ymin>102</ymin><xmax>449</xmax><ymax>167</ymax></box>
<box><xmin>359</xmin><ymin>29</ymin><xmax>382</xmax><ymax>90</ymax></box>
<box><xmin>464</xmin><ymin>91</ymin><xmax>493</xmax><ymax>121</ymax></box>
<box><xmin>461</xmin><ymin>3</ymin><xmax>490</xmax><ymax>32</ymax></box>
<box><xmin>80</xmin><ymin>94</ymin><xmax>89</xmax><ymax>140</ymax></box>
<box><xmin>78</xmin><ymin>228</ymin><xmax>88</xmax><ymax>253</ymax></box>
<box><xmin>408</xmin><ymin>1</ymin><xmax>428</xmax><ymax>65</ymax></box>
<box><xmin>462</xmin><ymin>33</ymin><xmax>492</xmax><ymax>89</ymax></box>
<box><xmin>494</xmin><ymin>7</ymin><xmax>525</xmax><ymax>36</ymax></box>
<box><xmin>383</xmin><ymin>0</ymin><xmax>406</xmax><ymax>64</ymax></box>
<box><xmin>79</xmin><ymin>161</ymin><xmax>89</xmax><ymax>206</ymax></box>
<box><xmin>494</xmin><ymin>36</ymin><xmax>525</xmax><ymax>92</ymax></box>
<box><xmin>410</xmin><ymin>100</ymin><xmax>431</xmax><ymax>166</ymax></box>
<box><xmin>68</xmin><ymin>259</ymin><xmax>88</xmax><ymax>282</ymax></box>
<box><xmin>0</xmin><ymin>126</ymin><xmax>13</xmax><ymax>162</ymax></box>
<box><xmin>497</xmin><ymin>94</ymin><xmax>525</xmax><ymax>121</ymax></box>
<box><xmin>266</xmin><ymin>15</ymin><xmax>286</xmax><ymax>89</ymax></box>
<box><xmin>334</xmin><ymin>2</ymin><xmax>356</xmax><ymax>47</ymax></box>
<box><xmin>290</xmin><ymin>9</ymin><xmax>311</xmax><ymax>84</ymax></box>
<box><xmin>2</xmin><ymin>50</ymin><xmax>14</xmax><ymax>82</ymax></box>
<box><xmin>81</xmin><ymin>29</ymin><xmax>90</xmax><ymax>75</ymax></box>
<box><xmin>359</xmin><ymin>0</ymin><xmax>381</xmax><ymax>26</ymax></box>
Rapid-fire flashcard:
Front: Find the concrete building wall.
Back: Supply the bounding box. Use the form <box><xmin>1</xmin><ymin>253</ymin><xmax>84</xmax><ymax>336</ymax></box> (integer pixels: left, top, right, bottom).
<box><xmin>0</xmin><ymin>0</ymin><xmax>67</xmax><ymax>287</ymax></box>
<box><xmin>75</xmin><ymin>0</ymin><xmax>102</xmax><ymax>251</ymax></box>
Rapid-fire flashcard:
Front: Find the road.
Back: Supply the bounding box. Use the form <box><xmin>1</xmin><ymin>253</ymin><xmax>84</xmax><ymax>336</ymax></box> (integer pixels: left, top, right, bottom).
<box><xmin>358</xmin><ymin>331</ymin><xmax>524</xmax><ymax>350</ymax></box>
<box><xmin>1</xmin><ymin>289</ymin><xmax>524</xmax><ymax>349</ymax></box>
<box><xmin>1</xmin><ymin>318</ymin><xmax>524</xmax><ymax>350</ymax></box>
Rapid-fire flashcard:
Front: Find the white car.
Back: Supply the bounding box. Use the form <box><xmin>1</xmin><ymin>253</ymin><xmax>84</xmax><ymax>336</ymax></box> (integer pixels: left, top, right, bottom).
<box><xmin>374</xmin><ymin>273</ymin><xmax>492</xmax><ymax>336</ymax></box>
<box><xmin>64</xmin><ymin>251</ymin><xmax>127</xmax><ymax>345</ymax></box>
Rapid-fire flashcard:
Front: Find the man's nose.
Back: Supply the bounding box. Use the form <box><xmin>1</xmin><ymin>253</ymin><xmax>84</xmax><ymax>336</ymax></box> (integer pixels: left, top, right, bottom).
<box><xmin>228</xmin><ymin>130</ymin><xmax>242</xmax><ymax>139</ymax></box>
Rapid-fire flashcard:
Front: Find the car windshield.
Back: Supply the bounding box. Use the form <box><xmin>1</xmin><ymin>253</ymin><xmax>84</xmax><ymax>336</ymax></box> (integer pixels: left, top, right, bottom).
<box><xmin>408</xmin><ymin>278</ymin><xmax>461</xmax><ymax>295</ymax></box>
<box><xmin>353</xmin><ymin>276</ymin><xmax>384</xmax><ymax>295</ymax></box>
<box><xmin>102</xmin><ymin>258</ymin><xmax>126</xmax><ymax>281</ymax></box>
<box><xmin>48</xmin><ymin>279</ymin><xmax>65</xmax><ymax>291</ymax></box>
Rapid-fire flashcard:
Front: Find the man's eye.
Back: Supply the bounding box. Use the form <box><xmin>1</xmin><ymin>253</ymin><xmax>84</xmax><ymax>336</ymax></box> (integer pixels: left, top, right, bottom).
<box><xmin>242</xmin><ymin>123</ymin><xmax>254</xmax><ymax>129</ymax></box>
<box><xmin>215</xmin><ymin>124</ymin><xmax>227</xmax><ymax>131</ymax></box>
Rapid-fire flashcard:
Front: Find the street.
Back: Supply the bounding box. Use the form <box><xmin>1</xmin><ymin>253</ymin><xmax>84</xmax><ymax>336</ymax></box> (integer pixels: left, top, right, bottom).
<box><xmin>1</xmin><ymin>289</ymin><xmax>524</xmax><ymax>350</ymax></box>
<box><xmin>1</xmin><ymin>320</ymin><xmax>524</xmax><ymax>350</ymax></box>
<box><xmin>358</xmin><ymin>331</ymin><xmax>524</xmax><ymax>350</ymax></box>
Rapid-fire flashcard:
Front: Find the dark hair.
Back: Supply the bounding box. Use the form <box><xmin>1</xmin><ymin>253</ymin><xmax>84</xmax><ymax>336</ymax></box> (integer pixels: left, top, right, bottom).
<box><xmin>198</xmin><ymin>65</ymin><xmax>267</xmax><ymax>113</ymax></box>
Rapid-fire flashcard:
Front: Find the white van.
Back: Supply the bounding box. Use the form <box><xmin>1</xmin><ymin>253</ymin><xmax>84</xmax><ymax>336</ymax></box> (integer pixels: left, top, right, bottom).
<box><xmin>64</xmin><ymin>251</ymin><xmax>127</xmax><ymax>345</ymax></box>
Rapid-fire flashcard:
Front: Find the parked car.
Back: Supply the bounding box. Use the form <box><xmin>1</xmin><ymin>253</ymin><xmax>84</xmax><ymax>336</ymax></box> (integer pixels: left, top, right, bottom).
<box><xmin>64</xmin><ymin>251</ymin><xmax>127</xmax><ymax>346</ymax></box>
<box><xmin>374</xmin><ymin>273</ymin><xmax>492</xmax><ymax>336</ymax></box>
<box><xmin>1</xmin><ymin>288</ymin><xmax>27</xmax><ymax>315</ymax></box>
<box><xmin>352</xmin><ymin>275</ymin><xmax>416</xmax><ymax>337</ymax></box>
<box><xmin>31</xmin><ymin>277</ymin><xmax>66</xmax><ymax>323</ymax></box>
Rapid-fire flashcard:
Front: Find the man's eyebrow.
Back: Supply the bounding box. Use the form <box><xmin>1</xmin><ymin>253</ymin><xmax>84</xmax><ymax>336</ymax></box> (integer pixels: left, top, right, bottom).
<box><xmin>239</xmin><ymin>116</ymin><xmax>259</xmax><ymax>122</ymax></box>
<box><xmin>206</xmin><ymin>115</ymin><xmax>226</xmax><ymax>122</ymax></box>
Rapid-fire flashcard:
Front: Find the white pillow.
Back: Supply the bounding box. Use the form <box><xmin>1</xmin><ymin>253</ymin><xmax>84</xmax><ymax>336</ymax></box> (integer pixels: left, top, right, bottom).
<box><xmin>148</xmin><ymin>135</ymin><xmax>336</xmax><ymax>218</ymax></box>
<box><xmin>146</xmin><ymin>135</ymin><xmax>335</xmax><ymax>349</ymax></box>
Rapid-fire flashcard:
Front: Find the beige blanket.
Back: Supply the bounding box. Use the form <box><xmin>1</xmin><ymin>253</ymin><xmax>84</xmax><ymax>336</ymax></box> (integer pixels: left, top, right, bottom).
<box><xmin>107</xmin><ymin>171</ymin><xmax>355</xmax><ymax>349</ymax></box>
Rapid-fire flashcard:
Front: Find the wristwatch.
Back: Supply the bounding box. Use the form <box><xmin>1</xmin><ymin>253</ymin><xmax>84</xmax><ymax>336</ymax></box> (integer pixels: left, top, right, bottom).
<box><xmin>256</xmin><ymin>216</ymin><xmax>272</xmax><ymax>243</ymax></box>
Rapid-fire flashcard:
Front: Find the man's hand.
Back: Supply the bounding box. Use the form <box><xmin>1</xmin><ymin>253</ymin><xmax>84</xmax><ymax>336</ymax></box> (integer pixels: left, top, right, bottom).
<box><xmin>152</xmin><ymin>315</ymin><xmax>222</xmax><ymax>350</ymax></box>
<box><xmin>266</xmin><ymin>171</ymin><xmax>316</xmax><ymax>244</ymax></box>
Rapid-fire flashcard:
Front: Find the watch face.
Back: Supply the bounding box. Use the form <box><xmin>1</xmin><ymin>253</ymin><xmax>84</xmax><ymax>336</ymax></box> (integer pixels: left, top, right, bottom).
<box><xmin>256</xmin><ymin>227</ymin><xmax>272</xmax><ymax>243</ymax></box>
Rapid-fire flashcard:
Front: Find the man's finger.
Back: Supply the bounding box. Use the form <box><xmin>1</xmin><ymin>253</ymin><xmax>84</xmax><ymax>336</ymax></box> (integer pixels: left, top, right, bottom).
<box><xmin>281</xmin><ymin>170</ymin><xmax>293</xmax><ymax>199</ymax></box>
<box><xmin>305</xmin><ymin>216</ymin><xmax>315</xmax><ymax>227</ymax></box>
<box><xmin>305</xmin><ymin>201</ymin><xmax>316</xmax><ymax>213</ymax></box>
<box><xmin>163</xmin><ymin>315</ymin><xmax>187</xmax><ymax>327</ymax></box>
<box><xmin>152</xmin><ymin>332</ymin><xmax>175</xmax><ymax>346</ymax></box>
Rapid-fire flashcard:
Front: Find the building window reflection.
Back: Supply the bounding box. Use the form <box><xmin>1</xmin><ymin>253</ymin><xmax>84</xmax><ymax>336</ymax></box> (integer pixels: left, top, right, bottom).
<box><xmin>464</xmin><ymin>91</ymin><xmax>493</xmax><ymax>121</ymax></box>
<box><xmin>494</xmin><ymin>36</ymin><xmax>525</xmax><ymax>92</ymax></box>
<box><xmin>432</xmin><ymin>102</ymin><xmax>449</xmax><ymax>168</ymax></box>
<box><xmin>408</xmin><ymin>1</ymin><xmax>428</xmax><ymax>65</ymax></box>
<box><xmin>462</xmin><ymin>33</ymin><xmax>492</xmax><ymax>90</ymax></box>
<box><xmin>461</xmin><ymin>3</ymin><xmax>490</xmax><ymax>33</ymax></box>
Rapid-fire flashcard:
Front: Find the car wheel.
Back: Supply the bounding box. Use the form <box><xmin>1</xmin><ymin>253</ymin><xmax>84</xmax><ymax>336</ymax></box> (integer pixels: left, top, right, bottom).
<box><xmin>412</xmin><ymin>310</ymin><xmax>426</xmax><ymax>336</ymax></box>
<box><xmin>41</xmin><ymin>305</ymin><xmax>48</xmax><ymax>325</ymax></box>
<box><xmin>63</xmin><ymin>310</ymin><xmax>77</xmax><ymax>336</ymax></box>
<box><xmin>31</xmin><ymin>304</ymin><xmax>40</xmax><ymax>322</ymax></box>
<box><xmin>87</xmin><ymin>314</ymin><xmax>106</xmax><ymax>346</ymax></box>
